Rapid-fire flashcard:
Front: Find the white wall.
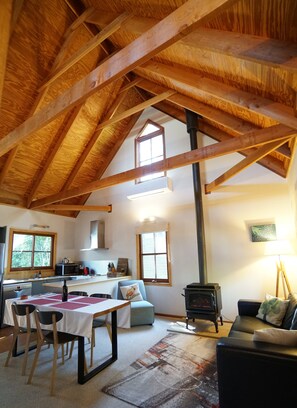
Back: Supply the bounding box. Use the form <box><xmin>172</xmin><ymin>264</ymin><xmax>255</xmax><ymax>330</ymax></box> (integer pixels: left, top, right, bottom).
<box><xmin>76</xmin><ymin>109</ymin><xmax>297</xmax><ymax>320</ymax></box>
<box><xmin>0</xmin><ymin>206</ymin><xmax>77</xmax><ymax>276</ymax></box>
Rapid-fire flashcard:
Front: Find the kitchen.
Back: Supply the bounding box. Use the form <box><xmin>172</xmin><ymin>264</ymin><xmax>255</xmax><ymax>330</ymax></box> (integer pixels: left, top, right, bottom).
<box><xmin>0</xmin><ymin>220</ymin><xmax>130</xmax><ymax>328</ymax></box>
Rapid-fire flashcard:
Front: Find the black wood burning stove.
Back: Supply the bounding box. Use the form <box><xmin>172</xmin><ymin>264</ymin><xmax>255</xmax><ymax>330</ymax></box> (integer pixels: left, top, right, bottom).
<box><xmin>183</xmin><ymin>283</ymin><xmax>223</xmax><ymax>332</ymax></box>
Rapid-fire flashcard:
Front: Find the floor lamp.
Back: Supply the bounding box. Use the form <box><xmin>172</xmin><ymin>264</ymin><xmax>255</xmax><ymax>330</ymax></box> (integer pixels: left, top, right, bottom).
<box><xmin>265</xmin><ymin>240</ymin><xmax>294</xmax><ymax>298</ymax></box>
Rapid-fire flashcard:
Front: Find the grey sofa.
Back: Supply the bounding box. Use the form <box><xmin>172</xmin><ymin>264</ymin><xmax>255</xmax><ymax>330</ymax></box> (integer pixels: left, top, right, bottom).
<box><xmin>216</xmin><ymin>295</ymin><xmax>297</xmax><ymax>408</ymax></box>
<box><xmin>117</xmin><ymin>279</ymin><xmax>154</xmax><ymax>326</ymax></box>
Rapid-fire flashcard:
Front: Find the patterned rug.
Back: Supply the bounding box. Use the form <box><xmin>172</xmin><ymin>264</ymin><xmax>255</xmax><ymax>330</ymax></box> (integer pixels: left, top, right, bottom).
<box><xmin>102</xmin><ymin>332</ymin><xmax>219</xmax><ymax>407</ymax></box>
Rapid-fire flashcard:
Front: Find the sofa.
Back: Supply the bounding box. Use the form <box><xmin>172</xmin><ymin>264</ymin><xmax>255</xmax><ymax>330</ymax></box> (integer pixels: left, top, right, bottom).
<box><xmin>216</xmin><ymin>294</ymin><xmax>297</xmax><ymax>408</ymax></box>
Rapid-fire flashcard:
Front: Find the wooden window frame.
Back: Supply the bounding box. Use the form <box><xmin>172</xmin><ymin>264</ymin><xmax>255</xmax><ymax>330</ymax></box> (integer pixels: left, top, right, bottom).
<box><xmin>136</xmin><ymin>229</ymin><xmax>172</xmax><ymax>286</ymax></box>
<box><xmin>135</xmin><ymin>119</ymin><xmax>166</xmax><ymax>184</ymax></box>
<box><xmin>7</xmin><ymin>228</ymin><xmax>57</xmax><ymax>272</ymax></box>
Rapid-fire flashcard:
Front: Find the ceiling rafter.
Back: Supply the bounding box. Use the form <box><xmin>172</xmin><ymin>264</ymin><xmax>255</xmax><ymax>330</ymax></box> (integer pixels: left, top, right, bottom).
<box><xmin>0</xmin><ymin>0</ymin><xmax>239</xmax><ymax>158</ymax></box>
<box><xmin>137</xmin><ymin>61</ymin><xmax>297</xmax><ymax>130</ymax></box>
<box><xmin>61</xmin><ymin>79</ymin><xmax>133</xmax><ymax>191</ymax></box>
<box><xmin>26</xmin><ymin>104</ymin><xmax>85</xmax><ymax>207</ymax></box>
<box><xmin>29</xmin><ymin>124</ymin><xmax>295</xmax><ymax>209</ymax></box>
<box><xmin>151</xmin><ymin>99</ymin><xmax>288</xmax><ymax>177</ymax></box>
<box><xmin>136</xmin><ymin>79</ymin><xmax>292</xmax><ymax>176</ymax></box>
<box><xmin>39</xmin><ymin>11</ymin><xmax>132</xmax><ymax>91</ymax></box>
<box><xmin>70</xmin><ymin>111</ymin><xmax>144</xmax><ymax>217</ymax></box>
<box><xmin>0</xmin><ymin>0</ymin><xmax>12</xmax><ymax>108</ymax></box>
<box><xmin>205</xmin><ymin>138</ymin><xmax>293</xmax><ymax>194</ymax></box>
<box><xmin>87</xmin><ymin>11</ymin><xmax>297</xmax><ymax>74</ymax></box>
<box><xmin>40</xmin><ymin>204</ymin><xmax>112</xmax><ymax>212</ymax></box>
<box><xmin>95</xmin><ymin>90</ymin><xmax>176</xmax><ymax>131</ymax></box>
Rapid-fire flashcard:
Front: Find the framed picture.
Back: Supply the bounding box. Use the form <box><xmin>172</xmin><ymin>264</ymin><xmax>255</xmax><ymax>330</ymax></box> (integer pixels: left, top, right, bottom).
<box><xmin>249</xmin><ymin>223</ymin><xmax>276</xmax><ymax>242</ymax></box>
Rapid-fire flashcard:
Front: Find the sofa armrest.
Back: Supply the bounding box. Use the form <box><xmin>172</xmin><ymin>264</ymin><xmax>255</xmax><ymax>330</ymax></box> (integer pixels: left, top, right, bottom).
<box><xmin>216</xmin><ymin>337</ymin><xmax>297</xmax><ymax>408</ymax></box>
<box><xmin>237</xmin><ymin>299</ymin><xmax>262</xmax><ymax>316</ymax></box>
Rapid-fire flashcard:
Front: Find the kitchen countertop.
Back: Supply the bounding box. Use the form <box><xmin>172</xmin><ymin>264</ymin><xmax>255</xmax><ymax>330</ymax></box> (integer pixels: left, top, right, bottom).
<box><xmin>3</xmin><ymin>276</ymin><xmax>82</xmax><ymax>285</ymax></box>
<box><xmin>43</xmin><ymin>275</ymin><xmax>131</xmax><ymax>288</ymax></box>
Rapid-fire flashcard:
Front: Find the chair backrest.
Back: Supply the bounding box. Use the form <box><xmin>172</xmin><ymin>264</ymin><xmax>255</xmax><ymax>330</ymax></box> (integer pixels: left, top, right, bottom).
<box><xmin>36</xmin><ymin>310</ymin><xmax>63</xmax><ymax>325</ymax></box>
<box><xmin>117</xmin><ymin>280</ymin><xmax>147</xmax><ymax>301</ymax></box>
<box><xmin>34</xmin><ymin>310</ymin><xmax>64</xmax><ymax>344</ymax></box>
<box><xmin>69</xmin><ymin>291</ymin><xmax>88</xmax><ymax>296</ymax></box>
<box><xmin>90</xmin><ymin>293</ymin><xmax>111</xmax><ymax>299</ymax></box>
<box><xmin>11</xmin><ymin>302</ymin><xmax>36</xmax><ymax>331</ymax></box>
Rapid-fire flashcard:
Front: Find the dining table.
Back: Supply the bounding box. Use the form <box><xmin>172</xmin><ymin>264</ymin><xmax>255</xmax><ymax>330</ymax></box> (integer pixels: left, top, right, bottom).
<box><xmin>3</xmin><ymin>293</ymin><xmax>130</xmax><ymax>384</ymax></box>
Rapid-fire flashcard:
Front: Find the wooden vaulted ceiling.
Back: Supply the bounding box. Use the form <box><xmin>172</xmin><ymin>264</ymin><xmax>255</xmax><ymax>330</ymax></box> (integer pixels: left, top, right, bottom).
<box><xmin>0</xmin><ymin>0</ymin><xmax>297</xmax><ymax>217</ymax></box>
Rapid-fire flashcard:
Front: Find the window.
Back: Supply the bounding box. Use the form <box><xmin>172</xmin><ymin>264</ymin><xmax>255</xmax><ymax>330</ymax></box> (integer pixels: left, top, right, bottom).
<box><xmin>135</xmin><ymin>120</ymin><xmax>165</xmax><ymax>182</ymax></box>
<box><xmin>137</xmin><ymin>223</ymin><xmax>171</xmax><ymax>285</ymax></box>
<box><xmin>8</xmin><ymin>229</ymin><xmax>56</xmax><ymax>271</ymax></box>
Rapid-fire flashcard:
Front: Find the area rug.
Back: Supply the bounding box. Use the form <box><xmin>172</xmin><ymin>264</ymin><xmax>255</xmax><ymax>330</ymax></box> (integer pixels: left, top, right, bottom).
<box><xmin>167</xmin><ymin>319</ymin><xmax>232</xmax><ymax>339</ymax></box>
<box><xmin>102</xmin><ymin>332</ymin><xmax>219</xmax><ymax>407</ymax></box>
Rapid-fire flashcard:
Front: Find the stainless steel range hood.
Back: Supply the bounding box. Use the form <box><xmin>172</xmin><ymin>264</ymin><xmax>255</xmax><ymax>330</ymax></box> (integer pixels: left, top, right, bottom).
<box><xmin>81</xmin><ymin>220</ymin><xmax>108</xmax><ymax>251</ymax></box>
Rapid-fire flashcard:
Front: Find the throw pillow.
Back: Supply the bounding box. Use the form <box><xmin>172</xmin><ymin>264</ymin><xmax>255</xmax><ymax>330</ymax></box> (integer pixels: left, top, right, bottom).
<box><xmin>290</xmin><ymin>308</ymin><xmax>297</xmax><ymax>330</ymax></box>
<box><xmin>256</xmin><ymin>294</ymin><xmax>289</xmax><ymax>327</ymax></box>
<box><xmin>253</xmin><ymin>328</ymin><xmax>297</xmax><ymax>346</ymax></box>
<box><xmin>120</xmin><ymin>283</ymin><xmax>143</xmax><ymax>302</ymax></box>
<box><xmin>282</xmin><ymin>293</ymin><xmax>297</xmax><ymax>329</ymax></box>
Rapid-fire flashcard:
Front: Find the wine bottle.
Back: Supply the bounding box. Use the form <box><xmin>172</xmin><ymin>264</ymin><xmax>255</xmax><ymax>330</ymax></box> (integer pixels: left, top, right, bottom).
<box><xmin>62</xmin><ymin>279</ymin><xmax>68</xmax><ymax>302</ymax></box>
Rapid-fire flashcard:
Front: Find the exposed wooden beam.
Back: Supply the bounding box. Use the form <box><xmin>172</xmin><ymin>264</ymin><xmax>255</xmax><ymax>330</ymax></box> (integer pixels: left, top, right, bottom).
<box><xmin>61</xmin><ymin>80</ymin><xmax>129</xmax><ymax>190</ymax></box>
<box><xmin>70</xmin><ymin>111</ymin><xmax>144</xmax><ymax>217</ymax></box>
<box><xmin>198</xmin><ymin>121</ymin><xmax>288</xmax><ymax>178</ymax></box>
<box><xmin>205</xmin><ymin>138</ymin><xmax>293</xmax><ymax>194</ymax></box>
<box><xmin>11</xmin><ymin>0</ymin><xmax>24</xmax><ymax>32</ymax></box>
<box><xmin>137</xmin><ymin>61</ymin><xmax>297</xmax><ymax>130</ymax></box>
<box><xmin>63</xmin><ymin>6</ymin><xmax>95</xmax><ymax>39</ymax></box>
<box><xmin>0</xmin><ymin>0</ymin><xmax>12</xmax><ymax>108</ymax></box>
<box><xmin>136</xmin><ymin>78</ymin><xmax>257</xmax><ymax>136</ymax></box>
<box><xmin>0</xmin><ymin>0</ymin><xmax>238</xmax><ymax>157</ymax></box>
<box><xmin>95</xmin><ymin>90</ymin><xmax>176</xmax><ymax>131</ymax></box>
<box><xmin>152</xmin><ymin>100</ymin><xmax>288</xmax><ymax>177</ymax></box>
<box><xmin>88</xmin><ymin>11</ymin><xmax>297</xmax><ymax>74</ymax></box>
<box><xmin>39</xmin><ymin>12</ymin><xmax>132</xmax><ymax>90</ymax></box>
<box><xmin>29</xmin><ymin>124</ymin><xmax>295</xmax><ymax>209</ymax></box>
<box><xmin>26</xmin><ymin>105</ymin><xmax>84</xmax><ymax>207</ymax></box>
<box><xmin>41</xmin><ymin>204</ymin><xmax>112</xmax><ymax>212</ymax></box>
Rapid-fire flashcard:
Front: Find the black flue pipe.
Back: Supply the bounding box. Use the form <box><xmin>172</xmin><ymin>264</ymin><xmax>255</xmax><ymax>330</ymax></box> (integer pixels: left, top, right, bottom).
<box><xmin>185</xmin><ymin>110</ymin><xmax>207</xmax><ymax>285</ymax></box>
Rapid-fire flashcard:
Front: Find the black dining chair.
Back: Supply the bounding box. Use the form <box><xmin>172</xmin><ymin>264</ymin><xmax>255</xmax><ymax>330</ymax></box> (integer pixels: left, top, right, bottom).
<box><xmin>27</xmin><ymin>309</ymin><xmax>80</xmax><ymax>396</ymax></box>
<box><xmin>89</xmin><ymin>293</ymin><xmax>112</xmax><ymax>367</ymax></box>
<box><xmin>4</xmin><ymin>302</ymin><xmax>37</xmax><ymax>376</ymax></box>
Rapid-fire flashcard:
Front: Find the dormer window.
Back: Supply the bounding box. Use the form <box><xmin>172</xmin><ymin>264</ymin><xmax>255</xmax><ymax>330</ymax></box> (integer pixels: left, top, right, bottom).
<box><xmin>135</xmin><ymin>120</ymin><xmax>165</xmax><ymax>183</ymax></box>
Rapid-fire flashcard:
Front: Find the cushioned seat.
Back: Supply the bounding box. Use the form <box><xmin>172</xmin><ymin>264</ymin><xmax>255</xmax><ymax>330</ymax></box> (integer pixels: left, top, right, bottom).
<box><xmin>231</xmin><ymin>315</ymin><xmax>276</xmax><ymax>334</ymax></box>
<box><xmin>117</xmin><ymin>280</ymin><xmax>154</xmax><ymax>326</ymax></box>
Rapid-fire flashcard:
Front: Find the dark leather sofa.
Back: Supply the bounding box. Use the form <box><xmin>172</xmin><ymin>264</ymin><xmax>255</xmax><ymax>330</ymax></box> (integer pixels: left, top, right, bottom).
<box><xmin>216</xmin><ymin>298</ymin><xmax>297</xmax><ymax>408</ymax></box>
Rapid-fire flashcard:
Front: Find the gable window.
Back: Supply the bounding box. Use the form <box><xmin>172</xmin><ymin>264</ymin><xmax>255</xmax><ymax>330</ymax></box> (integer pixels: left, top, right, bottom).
<box><xmin>9</xmin><ymin>229</ymin><xmax>56</xmax><ymax>271</ymax></box>
<box><xmin>136</xmin><ymin>222</ymin><xmax>171</xmax><ymax>285</ymax></box>
<box><xmin>135</xmin><ymin>120</ymin><xmax>165</xmax><ymax>182</ymax></box>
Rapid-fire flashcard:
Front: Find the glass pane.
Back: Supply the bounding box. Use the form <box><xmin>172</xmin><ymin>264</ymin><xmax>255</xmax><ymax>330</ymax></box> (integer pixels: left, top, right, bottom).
<box><xmin>151</xmin><ymin>135</ymin><xmax>163</xmax><ymax>158</ymax></box>
<box><xmin>139</xmin><ymin>139</ymin><xmax>151</xmax><ymax>162</ymax></box>
<box><xmin>155</xmin><ymin>231</ymin><xmax>166</xmax><ymax>252</ymax></box>
<box><xmin>34</xmin><ymin>252</ymin><xmax>51</xmax><ymax>267</ymax></box>
<box><xmin>141</xmin><ymin>233</ymin><xmax>154</xmax><ymax>253</ymax></box>
<box><xmin>156</xmin><ymin>254</ymin><xmax>168</xmax><ymax>279</ymax></box>
<box><xmin>13</xmin><ymin>234</ymin><xmax>33</xmax><ymax>251</ymax></box>
<box><xmin>35</xmin><ymin>236</ymin><xmax>52</xmax><ymax>251</ymax></box>
<box><xmin>11</xmin><ymin>252</ymin><xmax>32</xmax><ymax>268</ymax></box>
<box><xmin>142</xmin><ymin>255</ymin><xmax>156</xmax><ymax>278</ymax></box>
<box><xmin>141</xmin><ymin>123</ymin><xmax>159</xmax><ymax>136</ymax></box>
